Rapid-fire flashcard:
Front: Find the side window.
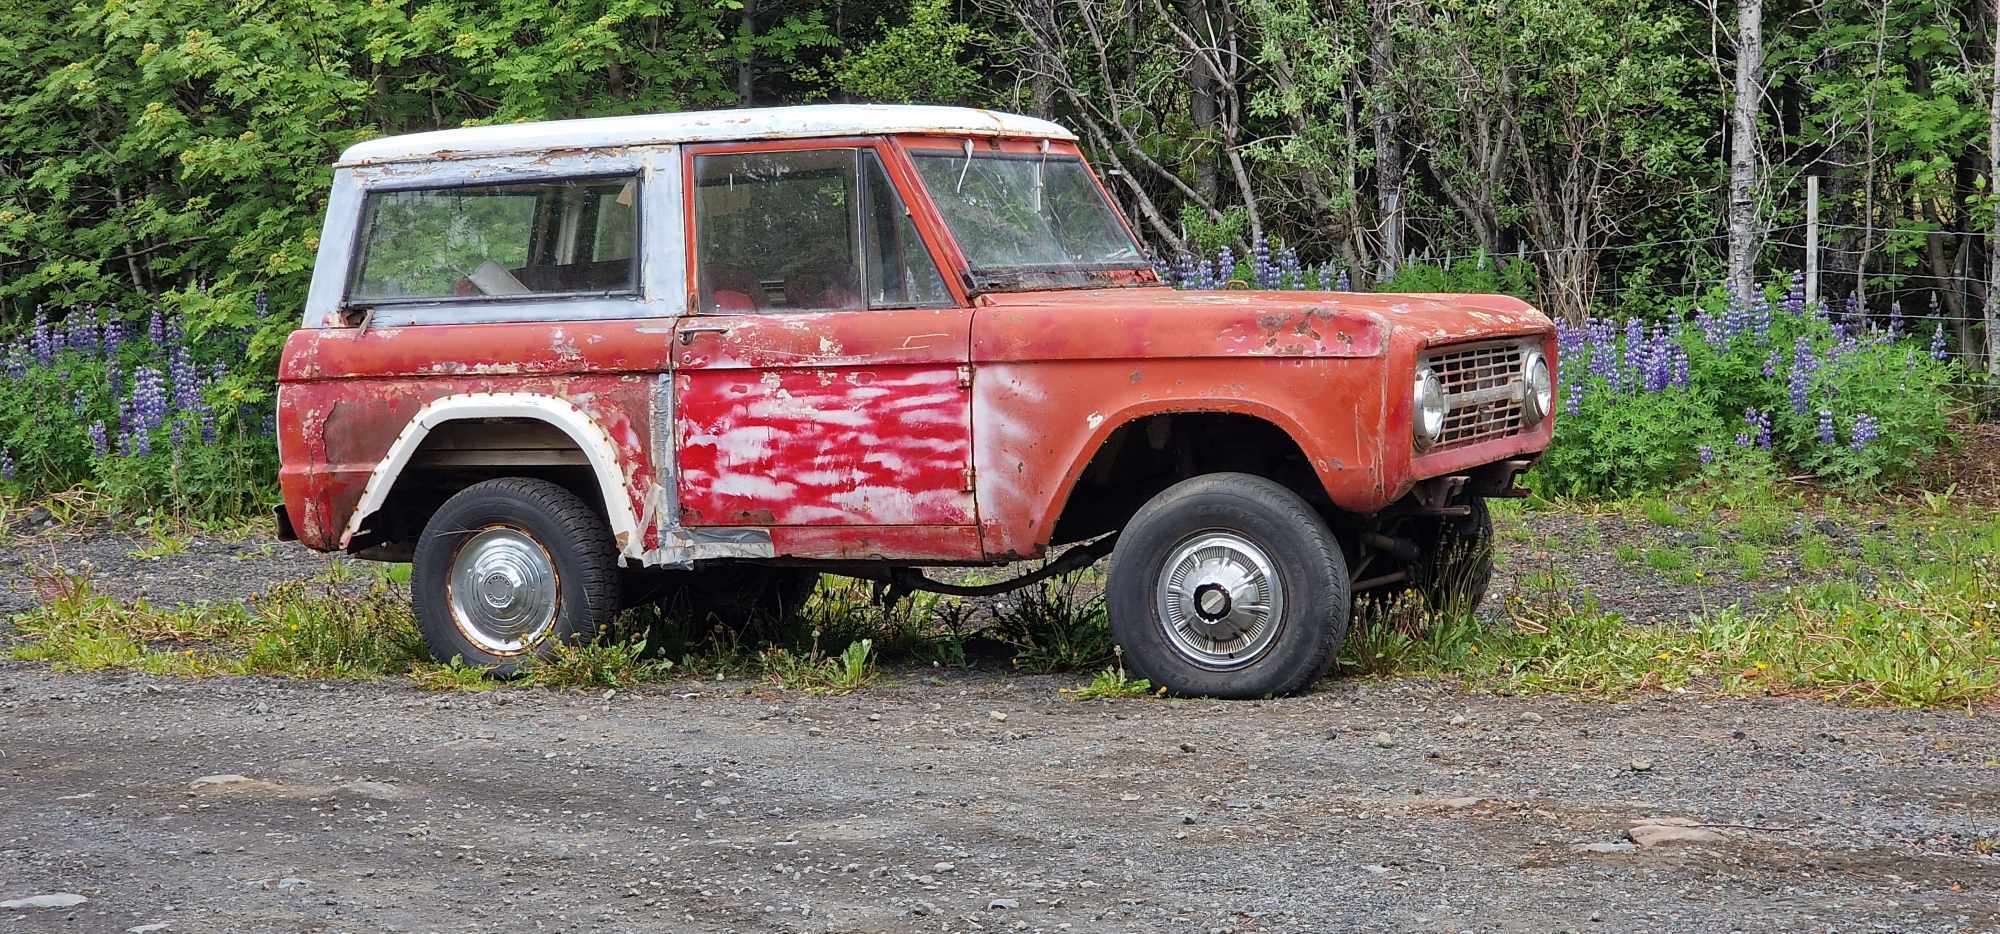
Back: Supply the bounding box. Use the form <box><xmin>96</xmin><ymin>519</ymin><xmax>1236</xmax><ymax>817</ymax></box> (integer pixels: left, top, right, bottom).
<box><xmin>349</xmin><ymin>176</ymin><xmax>638</xmax><ymax>304</ymax></box>
<box><xmin>861</xmin><ymin>151</ymin><xmax>952</xmax><ymax>308</ymax></box>
<box><xmin>693</xmin><ymin>148</ymin><xmax>950</xmax><ymax>314</ymax></box>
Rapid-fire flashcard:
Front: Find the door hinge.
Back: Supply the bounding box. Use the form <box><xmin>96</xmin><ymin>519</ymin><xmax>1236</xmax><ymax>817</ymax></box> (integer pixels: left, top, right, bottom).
<box><xmin>956</xmin><ymin>364</ymin><xmax>972</xmax><ymax>389</ymax></box>
<box><xmin>961</xmin><ymin>467</ymin><xmax>976</xmax><ymax>492</ymax></box>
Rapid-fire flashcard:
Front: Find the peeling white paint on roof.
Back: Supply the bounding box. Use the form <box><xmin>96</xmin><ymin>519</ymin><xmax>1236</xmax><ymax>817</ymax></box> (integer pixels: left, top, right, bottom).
<box><xmin>338</xmin><ymin>104</ymin><xmax>1076</xmax><ymax>166</ymax></box>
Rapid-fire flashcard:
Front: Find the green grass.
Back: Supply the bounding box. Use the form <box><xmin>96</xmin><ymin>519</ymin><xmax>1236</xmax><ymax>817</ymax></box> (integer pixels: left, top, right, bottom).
<box><xmin>7</xmin><ymin>571</ymin><xmax>423</xmax><ymax>680</ymax></box>
<box><xmin>1729</xmin><ymin>542</ymin><xmax>1767</xmax><ymax>579</ymax></box>
<box><xmin>1349</xmin><ymin>513</ymin><xmax>2000</xmax><ymax>709</ymax></box>
<box><xmin>760</xmin><ymin>636</ymin><xmax>877</xmax><ymax>694</ymax></box>
<box><xmin>1064</xmin><ymin>653</ymin><xmax>1157</xmax><ymax>701</ymax></box>
<box><xmin>1798</xmin><ymin>535</ymin><xmax>1837</xmax><ymax>572</ymax></box>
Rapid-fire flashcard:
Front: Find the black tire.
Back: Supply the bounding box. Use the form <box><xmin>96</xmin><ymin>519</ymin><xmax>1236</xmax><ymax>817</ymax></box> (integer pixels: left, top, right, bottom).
<box><xmin>1107</xmin><ymin>473</ymin><xmax>1350</xmax><ymax>699</ymax></box>
<box><xmin>1400</xmin><ymin>498</ymin><xmax>1495</xmax><ymax>614</ymax></box>
<box><xmin>410</xmin><ymin>478</ymin><xmax>620</xmax><ymax>674</ymax></box>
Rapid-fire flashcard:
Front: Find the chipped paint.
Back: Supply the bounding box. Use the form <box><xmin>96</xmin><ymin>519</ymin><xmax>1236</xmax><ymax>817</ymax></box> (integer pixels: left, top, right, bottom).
<box><xmin>284</xmin><ymin>124</ymin><xmax>1554</xmax><ymax>574</ymax></box>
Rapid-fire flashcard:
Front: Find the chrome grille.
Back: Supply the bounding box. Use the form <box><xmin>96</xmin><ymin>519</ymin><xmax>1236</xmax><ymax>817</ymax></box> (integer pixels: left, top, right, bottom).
<box><xmin>1426</xmin><ymin>342</ymin><xmax>1526</xmax><ymax>450</ymax></box>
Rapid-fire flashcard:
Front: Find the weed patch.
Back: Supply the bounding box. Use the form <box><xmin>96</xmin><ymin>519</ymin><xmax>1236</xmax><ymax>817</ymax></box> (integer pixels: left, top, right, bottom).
<box><xmin>1346</xmin><ymin>516</ymin><xmax>2000</xmax><ymax>709</ymax></box>
<box><xmin>1064</xmin><ymin>652</ymin><xmax>1157</xmax><ymax>701</ymax></box>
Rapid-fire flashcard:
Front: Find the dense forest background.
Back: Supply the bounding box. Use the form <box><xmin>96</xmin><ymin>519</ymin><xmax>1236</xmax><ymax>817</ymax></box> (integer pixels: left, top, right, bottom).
<box><xmin>2</xmin><ymin>0</ymin><xmax>1996</xmax><ymax>368</ymax></box>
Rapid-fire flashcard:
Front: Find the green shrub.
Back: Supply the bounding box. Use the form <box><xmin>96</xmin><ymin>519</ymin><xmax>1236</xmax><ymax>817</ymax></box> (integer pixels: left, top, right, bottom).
<box><xmin>0</xmin><ymin>306</ymin><xmax>274</xmax><ymax>519</ymax></box>
<box><xmin>1534</xmin><ymin>275</ymin><xmax>1974</xmax><ymax>496</ymax></box>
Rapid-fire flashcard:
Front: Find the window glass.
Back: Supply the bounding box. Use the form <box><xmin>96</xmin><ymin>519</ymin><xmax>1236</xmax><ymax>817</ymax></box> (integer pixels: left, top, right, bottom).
<box><xmin>350</xmin><ymin>176</ymin><xmax>638</xmax><ymax>303</ymax></box>
<box><xmin>911</xmin><ymin>153</ymin><xmax>1142</xmax><ymax>275</ymax></box>
<box><xmin>861</xmin><ymin>151</ymin><xmax>952</xmax><ymax>307</ymax></box>
<box><xmin>694</xmin><ymin>148</ymin><xmax>949</xmax><ymax>314</ymax></box>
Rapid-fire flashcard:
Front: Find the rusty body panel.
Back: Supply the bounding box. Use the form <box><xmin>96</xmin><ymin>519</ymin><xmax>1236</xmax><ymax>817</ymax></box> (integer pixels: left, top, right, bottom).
<box><xmin>672</xmin><ymin>309</ymin><xmax>980</xmax><ymax>560</ymax></box>
<box><xmin>968</xmin><ymin>288</ymin><xmax>1555</xmax><ymax>558</ymax></box>
<box><xmin>278</xmin><ymin>112</ymin><xmax>1557</xmax><ymax>572</ymax></box>
<box><xmin>278</xmin><ymin>322</ymin><xmax>671</xmax><ymax>554</ymax></box>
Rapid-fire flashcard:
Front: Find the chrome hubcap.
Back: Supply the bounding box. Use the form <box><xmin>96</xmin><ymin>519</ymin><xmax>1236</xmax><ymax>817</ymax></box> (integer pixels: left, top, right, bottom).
<box><xmin>1155</xmin><ymin>531</ymin><xmax>1285</xmax><ymax>669</ymax></box>
<box><xmin>448</xmin><ymin>526</ymin><xmax>559</xmax><ymax>655</ymax></box>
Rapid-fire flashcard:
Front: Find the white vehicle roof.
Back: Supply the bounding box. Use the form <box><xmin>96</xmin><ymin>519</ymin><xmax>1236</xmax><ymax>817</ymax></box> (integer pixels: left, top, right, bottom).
<box><xmin>337</xmin><ymin>104</ymin><xmax>1076</xmax><ymax>166</ymax></box>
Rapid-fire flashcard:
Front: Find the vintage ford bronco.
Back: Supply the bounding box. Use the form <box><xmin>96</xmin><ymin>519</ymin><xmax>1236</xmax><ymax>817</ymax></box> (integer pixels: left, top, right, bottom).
<box><xmin>276</xmin><ymin>104</ymin><xmax>1556</xmax><ymax>698</ymax></box>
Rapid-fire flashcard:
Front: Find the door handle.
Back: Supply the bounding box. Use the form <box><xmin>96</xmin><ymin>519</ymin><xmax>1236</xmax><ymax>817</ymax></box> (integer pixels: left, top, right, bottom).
<box><xmin>678</xmin><ymin>324</ymin><xmax>731</xmax><ymax>345</ymax></box>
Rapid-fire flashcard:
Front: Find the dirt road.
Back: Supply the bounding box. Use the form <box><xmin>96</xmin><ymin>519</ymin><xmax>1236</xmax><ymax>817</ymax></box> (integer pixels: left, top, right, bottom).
<box><xmin>3</xmin><ymin>663</ymin><xmax>1996</xmax><ymax>934</ymax></box>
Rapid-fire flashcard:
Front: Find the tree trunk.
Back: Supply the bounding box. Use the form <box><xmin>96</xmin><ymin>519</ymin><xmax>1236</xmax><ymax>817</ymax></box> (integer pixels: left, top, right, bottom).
<box><xmin>1727</xmin><ymin>0</ymin><xmax>1764</xmax><ymax>300</ymax></box>
<box><xmin>1988</xmin><ymin>0</ymin><xmax>2000</xmax><ymax>373</ymax></box>
<box><xmin>1184</xmin><ymin>0</ymin><xmax>1220</xmax><ymax>204</ymax></box>
<box><xmin>1369</xmin><ymin>0</ymin><xmax>1405</xmax><ymax>279</ymax></box>
<box><xmin>736</xmin><ymin>0</ymin><xmax>758</xmax><ymax>105</ymax></box>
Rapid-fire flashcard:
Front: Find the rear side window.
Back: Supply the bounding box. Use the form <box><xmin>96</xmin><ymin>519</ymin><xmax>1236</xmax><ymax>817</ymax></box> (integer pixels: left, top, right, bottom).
<box><xmin>349</xmin><ymin>176</ymin><xmax>639</xmax><ymax>303</ymax></box>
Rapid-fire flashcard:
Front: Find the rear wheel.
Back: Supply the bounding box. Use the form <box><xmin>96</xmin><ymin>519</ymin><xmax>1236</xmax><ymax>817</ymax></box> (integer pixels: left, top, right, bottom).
<box><xmin>1107</xmin><ymin>473</ymin><xmax>1350</xmax><ymax>699</ymax></box>
<box><xmin>410</xmin><ymin>478</ymin><xmax>620</xmax><ymax>673</ymax></box>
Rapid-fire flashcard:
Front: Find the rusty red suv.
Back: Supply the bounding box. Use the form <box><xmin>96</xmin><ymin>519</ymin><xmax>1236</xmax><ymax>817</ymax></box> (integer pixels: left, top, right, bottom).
<box><xmin>276</xmin><ymin>104</ymin><xmax>1556</xmax><ymax>698</ymax></box>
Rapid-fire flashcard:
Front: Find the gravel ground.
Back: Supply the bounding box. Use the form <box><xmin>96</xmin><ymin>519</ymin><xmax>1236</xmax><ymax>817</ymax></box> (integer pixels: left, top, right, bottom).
<box><xmin>1</xmin><ymin>667</ymin><xmax>1995</xmax><ymax>934</ymax></box>
<box><xmin>1</xmin><ymin>519</ymin><xmax>1997</xmax><ymax>932</ymax></box>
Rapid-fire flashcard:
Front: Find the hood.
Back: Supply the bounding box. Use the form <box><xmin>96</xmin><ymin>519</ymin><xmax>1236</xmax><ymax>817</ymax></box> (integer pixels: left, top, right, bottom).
<box><xmin>978</xmin><ymin>287</ymin><xmax>1554</xmax><ymax>348</ymax></box>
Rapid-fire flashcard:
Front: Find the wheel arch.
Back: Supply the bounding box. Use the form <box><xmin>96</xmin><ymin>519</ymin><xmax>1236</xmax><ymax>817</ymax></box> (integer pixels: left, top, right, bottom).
<box><xmin>1040</xmin><ymin>402</ymin><xmax>1330</xmax><ymax>548</ymax></box>
<box><xmin>340</xmin><ymin>392</ymin><xmax>644</xmax><ymax>559</ymax></box>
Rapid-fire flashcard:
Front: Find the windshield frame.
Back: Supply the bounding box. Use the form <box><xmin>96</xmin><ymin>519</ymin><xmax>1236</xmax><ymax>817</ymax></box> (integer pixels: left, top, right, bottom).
<box><xmin>904</xmin><ymin>143</ymin><xmax>1154</xmax><ymax>293</ymax></box>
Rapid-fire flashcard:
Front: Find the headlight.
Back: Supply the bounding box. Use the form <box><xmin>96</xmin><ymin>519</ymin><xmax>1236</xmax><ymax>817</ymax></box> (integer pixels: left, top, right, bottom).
<box><xmin>1522</xmin><ymin>349</ymin><xmax>1553</xmax><ymax>425</ymax></box>
<box><xmin>1413</xmin><ymin>367</ymin><xmax>1446</xmax><ymax>450</ymax></box>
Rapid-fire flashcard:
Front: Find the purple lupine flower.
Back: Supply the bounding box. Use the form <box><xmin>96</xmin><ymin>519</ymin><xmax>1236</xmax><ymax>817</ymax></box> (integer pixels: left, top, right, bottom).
<box><xmin>1191</xmin><ymin>254</ymin><xmax>1216</xmax><ymax>290</ymax></box>
<box><xmin>1335</xmin><ymin>267</ymin><xmax>1350</xmax><ymax>292</ymax></box>
<box><xmin>86</xmin><ymin>421</ymin><xmax>108</xmax><ymax>457</ymax></box>
<box><xmin>1556</xmin><ymin>319</ymin><xmax>1586</xmax><ymax>363</ymax></box>
<box><xmin>147</xmin><ymin>309</ymin><xmax>166</xmax><ymax>346</ymax></box>
<box><xmin>1669</xmin><ymin>342</ymin><xmax>1690</xmax><ymax>388</ymax></box>
<box><xmin>1722</xmin><ymin>293</ymin><xmax>1750</xmax><ymax>340</ymax></box>
<box><xmin>3</xmin><ymin>342</ymin><xmax>26</xmax><ymax>379</ymax></box>
<box><xmin>1817</xmin><ymin>410</ymin><xmax>1836</xmax><ymax>445</ymax></box>
<box><xmin>170</xmin><ymin>417</ymin><xmax>186</xmax><ymax>449</ymax></box>
<box><xmin>197</xmin><ymin>401</ymin><xmax>217</xmax><ymax>445</ymax></box>
<box><xmin>168</xmin><ymin>345</ymin><xmax>198</xmax><ymax>412</ymax></box>
<box><xmin>1782</xmin><ymin>271</ymin><xmax>1807</xmax><ymax>319</ymax></box>
<box><xmin>30</xmin><ymin>308</ymin><xmax>54</xmax><ymax>365</ymax></box>
<box><xmin>255</xmin><ymin>290</ymin><xmax>270</xmax><ymax>318</ymax></box>
<box><xmin>1699</xmin><ymin>445</ymin><xmax>1715</xmax><ymax>465</ymax></box>
<box><xmin>1843</xmin><ymin>293</ymin><xmax>1861</xmax><ymax>329</ymax></box>
<box><xmin>1850</xmin><ymin>413</ymin><xmax>1879</xmax><ymax>451</ymax></box>
<box><xmin>1887</xmin><ymin>300</ymin><xmax>1904</xmax><ymax>338</ymax></box>
<box><xmin>1642</xmin><ymin>329</ymin><xmax>1674</xmax><ymax>393</ymax></box>
<box><xmin>1250</xmin><ymin>235</ymin><xmax>1276</xmax><ymax>289</ymax></box>
<box><xmin>1743</xmin><ymin>407</ymin><xmax>1773</xmax><ymax>449</ymax></box>
<box><xmin>0</xmin><ymin>450</ymin><xmax>14</xmax><ymax>482</ymax></box>
<box><xmin>1170</xmin><ymin>253</ymin><xmax>1196</xmax><ymax>290</ymax></box>
<box><xmin>1930</xmin><ymin>323</ymin><xmax>1948</xmax><ymax>361</ymax></box>
<box><xmin>1276</xmin><ymin>245</ymin><xmax>1303</xmax><ymax>290</ymax></box>
<box><xmin>1753</xmin><ymin>297</ymin><xmax>1773</xmax><ymax>337</ymax></box>
<box><xmin>1762</xmin><ymin>344</ymin><xmax>1781</xmax><ymax>378</ymax></box>
<box><xmin>1829</xmin><ymin>323</ymin><xmax>1859</xmax><ymax>360</ymax></box>
<box><xmin>1695</xmin><ymin>309</ymin><xmax>1724</xmax><ymax>348</ymax></box>
<box><xmin>1788</xmin><ymin>336</ymin><xmax>1816</xmax><ymax>414</ymax></box>
<box><xmin>1213</xmin><ymin>246</ymin><xmax>1236</xmax><ymax>287</ymax></box>
<box><xmin>130</xmin><ymin>365</ymin><xmax>168</xmax><ymax>433</ymax></box>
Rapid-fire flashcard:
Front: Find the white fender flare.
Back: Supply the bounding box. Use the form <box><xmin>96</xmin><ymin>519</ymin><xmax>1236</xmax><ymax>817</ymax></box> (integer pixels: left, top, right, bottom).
<box><xmin>340</xmin><ymin>392</ymin><xmax>644</xmax><ymax>560</ymax></box>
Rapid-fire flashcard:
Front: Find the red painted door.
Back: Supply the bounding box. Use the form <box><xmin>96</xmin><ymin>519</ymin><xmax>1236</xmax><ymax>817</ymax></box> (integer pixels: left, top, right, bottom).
<box><xmin>673</xmin><ymin>144</ymin><xmax>977</xmax><ymax>553</ymax></box>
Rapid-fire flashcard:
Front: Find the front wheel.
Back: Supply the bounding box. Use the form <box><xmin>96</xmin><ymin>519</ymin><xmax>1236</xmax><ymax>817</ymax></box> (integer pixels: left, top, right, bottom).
<box><xmin>1107</xmin><ymin>473</ymin><xmax>1351</xmax><ymax>699</ymax></box>
<box><xmin>410</xmin><ymin>478</ymin><xmax>621</xmax><ymax>674</ymax></box>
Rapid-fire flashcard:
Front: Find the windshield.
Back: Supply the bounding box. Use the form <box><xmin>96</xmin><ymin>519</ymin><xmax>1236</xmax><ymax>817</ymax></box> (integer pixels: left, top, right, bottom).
<box><xmin>912</xmin><ymin>151</ymin><xmax>1145</xmax><ymax>290</ymax></box>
